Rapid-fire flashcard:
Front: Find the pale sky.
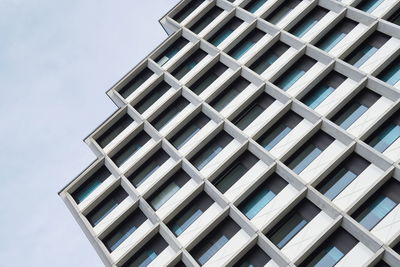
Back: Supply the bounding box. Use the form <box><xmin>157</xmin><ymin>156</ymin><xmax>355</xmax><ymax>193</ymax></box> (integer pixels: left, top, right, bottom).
<box><xmin>0</xmin><ymin>1</ymin><xmax>178</xmax><ymax>266</ymax></box>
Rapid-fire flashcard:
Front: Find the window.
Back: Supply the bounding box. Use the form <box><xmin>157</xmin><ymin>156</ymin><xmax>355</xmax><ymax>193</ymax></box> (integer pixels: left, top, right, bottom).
<box><xmin>367</xmin><ymin>111</ymin><xmax>400</xmax><ymax>153</ymax></box>
<box><xmin>377</xmin><ymin>55</ymin><xmax>400</xmax><ymax>86</ymax></box>
<box><xmin>170</xmin><ymin>113</ymin><xmax>210</xmax><ymax>149</ymax></box>
<box><xmin>209</xmin><ymin>17</ymin><xmax>243</xmax><ymax>46</ymax></box>
<box><xmin>244</xmin><ymin>0</ymin><xmax>268</xmax><ymax>13</ymax></box>
<box><xmin>87</xmin><ymin>187</ymin><xmax>128</xmax><ymax>226</ymax></box>
<box><xmin>118</xmin><ymin>68</ymin><xmax>153</xmax><ymax>99</ymax></box>
<box><xmin>274</xmin><ymin>56</ymin><xmax>316</xmax><ymax>91</ymax></box>
<box><xmin>71</xmin><ymin>166</ymin><xmax>111</xmax><ymax>204</ymax></box>
<box><xmin>111</xmin><ymin>132</ymin><xmax>150</xmax><ymax>167</ymax></box>
<box><xmin>257</xmin><ymin>111</ymin><xmax>303</xmax><ymax>151</ymax></box>
<box><xmin>317</xmin><ymin>154</ymin><xmax>370</xmax><ymax>200</ymax></box>
<box><xmin>239</xmin><ymin>174</ymin><xmax>287</xmax><ymax>219</ymax></box>
<box><xmin>290</xmin><ymin>7</ymin><xmax>328</xmax><ymax>37</ymax></box>
<box><xmin>168</xmin><ymin>192</ymin><xmax>213</xmax><ymax>236</ymax></box>
<box><xmin>122</xmin><ymin>234</ymin><xmax>168</xmax><ymax>267</ymax></box>
<box><xmin>190</xmin><ymin>131</ymin><xmax>233</xmax><ymax>170</ymax></box>
<box><xmin>356</xmin><ymin>0</ymin><xmax>384</xmax><ymax>13</ymax></box>
<box><xmin>133</xmin><ymin>81</ymin><xmax>171</xmax><ymax>114</ymax></box>
<box><xmin>331</xmin><ymin>88</ymin><xmax>380</xmax><ymax>130</ymax></box>
<box><xmin>299</xmin><ymin>228</ymin><xmax>358</xmax><ymax>267</ymax></box>
<box><xmin>152</xmin><ymin>97</ymin><xmax>189</xmax><ymax>130</ymax></box>
<box><xmin>301</xmin><ymin>72</ymin><xmax>346</xmax><ymax>109</ymax></box>
<box><xmin>389</xmin><ymin>8</ymin><xmax>400</xmax><ymax>26</ymax></box>
<box><xmin>212</xmin><ymin>151</ymin><xmax>259</xmax><ymax>193</ymax></box>
<box><xmin>267</xmin><ymin>199</ymin><xmax>320</xmax><ymax>249</ymax></box>
<box><xmin>190</xmin><ymin>62</ymin><xmax>228</xmax><ymax>94</ymax></box>
<box><xmin>233</xmin><ymin>246</ymin><xmax>271</xmax><ymax>267</ymax></box>
<box><xmin>316</xmin><ymin>18</ymin><xmax>357</xmax><ymax>52</ymax></box>
<box><xmin>127</xmin><ymin>150</ymin><xmax>169</xmax><ymax>187</ymax></box>
<box><xmin>210</xmin><ymin>76</ymin><xmax>250</xmax><ymax>111</ymax></box>
<box><xmin>264</xmin><ymin>0</ymin><xmax>301</xmax><ymax>24</ymax></box>
<box><xmin>394</xmin><ymin>241</ymin><xmax>400</xmax><ymax>255</ymax></box>
<box><xmin>190</xmin><ymin>218</ymin><xmax>240</xmax><ymax>265</ymax></box>
<box><xmin>147</xmin><ymin>170</ymin><xmax>190</xmax><ymax>210</ymax></box>
<box><xmin>345</xmin><ymin>32</ymin><xmax>389</xmax><ymax>67</ymax></box>
<box><xmin>375</xmin><ymin>261</ymin><xmax>391</xmax><ymax>267</ymax></box>
<box><xmin>155</xmin><ymin>37</ymin><xmax>189</xmax><ymax>66</ymax></box>
<box><xmin>173</xmin><ymin>0</ymin><xmax>204</xmax><ymax>23</ymax></box>
<box><xmin>285</xmin><ymin>131</ymin><xmax>334</xmax><ymax>174</ymax></box>
<box><xmin>231</xmin><ymin>93</ymin><xmax>275</xmax><ymax>130</ymax></box>
<box><xmin>102</xmin><ymin>209</ymin><xmax>147</xmax><ymax>252</ymax></box>
<box><xmin>352</xmin><ymin>179</ymin><xmax>400</xmax><ymax>230</ymax></box>
<box><xmin>250</xmin><ymin>41</ymin><xmax>289</xmax><ymax>74</ymax></box>
<box><xmin>228</xmin><ymin>28</ymin><xmax>265</xmax><ymax>59</ymax></box>
<box><xmin>190</xmin><ymin>6</ymin><xmax>223</xmax><ymax>34</ymax></box>
<box><xmin>171</xmin><ymin>49</ymin><xmax>207</xmax><ymax>79</ymax></box>
<box><xmin>96</xmin><ymin>114</ymin><xmax>133</xmax><ymax>148</ymax></box>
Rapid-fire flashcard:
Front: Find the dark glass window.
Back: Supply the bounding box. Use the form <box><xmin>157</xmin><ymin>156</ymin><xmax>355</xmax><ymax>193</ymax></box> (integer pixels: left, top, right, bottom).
<box><xmin>388</xmin><ymin>8</ymin><xmax>400</xmax><ymax>26</ymax></box>
<box><xmin>377</xmin><ymin>55</ymin><xmax>400</xmax><ymax>86</ymax></box>
<box><xmin>190</xmin><ymin>6</ymin><xmax>223</xmax><ymax>34</ymax></box>
<box><xmin>316</xmin><ymin>18</ymin><xmax>357</xmax><ymax>52</ymax></box>
<box><xmin>155</xmin><ymin>37</ymin><xmax>189</xmax><ymax>66</ymax></box>
<box><xmin>170</xmin><ymin>113</ymin><xmax>210</xmax><ymax>149</ymax></box>
<box><xmin>264</xmin><ymin>0</ymin><xmax>301</xmax><ymax>25</ymax></box>
<box><xmin>290</xmin><ymin>7</ymin><xmax>328</xmax><ymax>37</ymax></box>
<box><xmin>233</xmin><ymin>246</ymin><xmax>271</xmax><ymax>267</ymax></box>
<box><xmin>228</xmin><ymin>28</ymin><xmax>265</xmax><ymax>59</ymax></box>
<box><xmin>111</xmin><ymin>132</ymin><xmax>150</xmax><ymax>167</ymax></box>
<box><xmin>274</xmin><ymin>56</ymin><xmax>316</xmax><ymax>91</ymax></box>
<box><xmin>366</xmin><ymin>111</ymin><xmax>400</xmax><ymax>153</ymax></box>
<box><xmin>171</xmin><ymin>49</ymin><xmax>207</xmax><ymax>80</ymax></box>
<box><xmin>152</xmin><ymin>97</ymin><xmax>189</xmax><ymax>130</ymax></box>
<box><xmin>173</xmin><ymin>0</ymin><xmax>204</xmax><ymax>23</ymax></box>
<box><xmin>96</xmin><ymin>114</ymin><xmax>133</xmax><ymax>148</ymax></box>
<box><xmin>244</xmin><ymin>0</ymin><xmax>268</xmax><ymax>13</ymax></box>
<box><xmin>209</xmin><ymin>76</ymin><xmax>250</xmax><ymax>111</ymax></box>
<box><xmin>118</xmin><ymin>68</ymin><xmax>153</xmax><ymax>99</ymax></box>
<box><xmin>357</xmin><ymin>0</ymin><xmax>384</xmax><ymax>13</ymax></box>
<box><xmin>209</xmin><ymin>17</ymin><xmax>243</xmax><ymax>46</ymax></box>
<box><xmin>133</xmin><ymin>81</ymin><xmax>171</xmax><ymax>114</ymax></box>
<box><xmin>190</xmin><ymin>62</ymin><xmax>228</xmax><ymax>94</ymax></box>
<box><xmin>250</xmin><ymin>41</ymin><xmax>289</xmax><ymax>74</ymax></box>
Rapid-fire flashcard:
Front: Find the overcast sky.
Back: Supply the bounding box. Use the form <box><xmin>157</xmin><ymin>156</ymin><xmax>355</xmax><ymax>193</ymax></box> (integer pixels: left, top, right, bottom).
<box><xmin>0</xmin><ymin>1</ymin><xmax>178</xmax><ymax>266</ymax></box>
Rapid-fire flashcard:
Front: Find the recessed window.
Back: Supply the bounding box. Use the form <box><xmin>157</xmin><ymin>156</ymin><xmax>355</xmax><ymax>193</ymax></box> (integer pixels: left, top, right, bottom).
<box><xmin>231</xmin><ymin>93</ymin><xmax>275</xmax><ymax>130</ymax></box>
<box><xmin>155</xmin><ymin>37</ymin><xmax>189</xmax><ymax>66</ymax></box>
<box><xmin>366</xmin><ymin>111</ymin><xmax>400</xmax><ymax>153</ymax></box>
<box><xmin>317</xmin><ymin>153</ymin><xmax>370</xmax><ymax>200</ymax></box>
<box><xmin>171</xmin><ymin>49</ymin><xmax>207</xmax><ymax>80</ymax></box>
<box><xmin>352</xmin><ymin>178</ymin><xmax>400</xmax><ymax>230</ymax></box>
<box><xmin>299</xmin><ymin>228</ymin><xmax>358</xmax><ymax>267</ymax></box>
<box><xmin>96</xmin><ymin>114</ymin><xmax>133</xmax><ymax>148</ymax></box>
<box><xmin>121</xmin><ymin>234</ymin><xmax>168</xmax><ymax>267</ymax></box>
<box><xmin>238</xmin><ymin>173</ymin><xmax>287</xmax><ymax>219</ymax></box>
<box><xmin>264</xmin><ymin>0</ymin><xmax>301</xmax><ymax>25</ymax></box>
<box><xmin>170</xmin><ymin>113</ymin><xmax>210</xmax><ymax>149</ymax></box>
<box><xmin>71</xmin><ymin>166</ymin><xmax>111</xmax><ymax>204</ymax></box>
<box><xmin>152</xmin><ymin>96</ymin><xmax>189</xmax><ymax>130</ymax></box>
<box><xmin>228</xmin><ymin>28</ymin><xmax>265</xmax><ymax>59</ymax></box>
<box><xmin>209</xmin><ymin>17</ymin><xmax>243</xmax><ymax>46</ymax></box>
<box><xmin>257</xmin><ymin>111</ymin><xmax>303</xmax><ymax>151</ymax></box>
<box><xmin>190</xmin><ymin>131</ymin><xmax>233</xmax><ymax>170</ymax></box>
<box><xmin>316</xmin><ymin>18</ymin><xmax>357</xmax><ymax>52</ymax></box>
<box><xmin>267</xmin><ymin>199</ymin><xmax>320</xmax><ymax>249</ymax></box>
<box><xmin>212</xmin><ymin>151</ymin><xmax>259</xmax><ymax>193</ymax></box>
<box><xmin>393</xmin><ymin>241</ymin><xmax>400</xmax><ymax>255</ymax></box>
<box><xmin>285</xmin><ymin>131</ymin><xmax>334</xmax><ymax>174</ymax></box>
<box><xmin>133</xmin><ymin>81</ymin><xmax>171</xmax><ymax>114</ymax></box>
<box><xmin>190</xmin><ymin>217</ymin><xmax>240</xmax><ymax>265</ymax></box>
<box><xmin>233</xmin><ymin>246</ymin><xmax>271</xmax><ymax>267</ymax></box>
<box><xmin>102</xmin><ymin>209</ymin><xmax>147</xmax><ymax>252</ymax></box>
<box><xmin>388</xmin><ymin>8</ymin><xmax>400</xmax><ymax>26</ymax></box>
<box><xmin>147</xmin><ymin>170</ymin><xmax>190</xmax><ymax>210</ymax></box>
<box><xmin>118</xmin><ymin>68</ymin><xmax>153</xmax><ymax>99</ymax></box>
<box><xmin>345</xmin><ymin>32</ymin><xmax>389</xmax><ymax>67</ymax></box>
<box><xmin>374</xmin><ymin>261</ymin><xmax>391</xmax><ymax>267</ymax></box>
<box><xmin>377</xmin><ymin>55</ymin><xmax>400</xmax><ymax>86</ymax></box>
<box><xmin>173</xmin><ymin>0</ymin><xmax>205</xmax><ymax>23</ymax></box>
<box><xmin>190</xmin><ymin>6</ymin><xmax>223</xmax><ymax>34</ymax></box>
<box><xmin>167</xmin><ymin>192</ymin><xmax>213</xmax><ymax>236</ymax></box>
<box><xmin>356</xmin><ymin>0</ymin><xmax>384</xmax><ymax>13</ymax></box>
<box><xmin>290</xmin><ymin>7</ymin><xmax>328</xmax><ymax>38</ymax></box>
<box><xmin>244</xmin><ymin>0</ymin><xmax>268</xmax><ymax>13</ymax></box>
<box><xmin>301</xmin><ymin>72</ymin><xmax>346</xmax><ymax>109</ymax></box>
<box><xmin>250</xmin><ymin>41</ymin><xmax>289</xmax><ymax>74</ymax></box>
<box><xmin>190</xmin><ymin>62</ymin><xmax>228</xmax><ymax>94</ymax></box>
<box><xmin>127</xmin><ymin>150</ymin><xmax>169</xmax><ymax>187</ymax></box>
<box><xmin>209</xmin><ymin>76</ymin><xmax>250</xmax><ymax>111</ymax></box>
<box><xmin>274</xmin><ymin>56</ymin><xmax>316</xmax><ymax>91</ymax></box>
<box><xmin>111</xmin><ymin>132</ymin><xmax>150</xmax><ymax>167</ymax></box>
<box><xmin>331</xmin><ymin>88</ymin><xmax>380</xmax><ymax>130</ymax></box>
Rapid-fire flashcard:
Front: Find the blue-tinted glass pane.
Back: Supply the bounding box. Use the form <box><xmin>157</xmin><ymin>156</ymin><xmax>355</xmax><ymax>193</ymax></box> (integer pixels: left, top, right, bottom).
<box><xmin>277</xmin><ymin>68</ymin><xmax>305</xmax><ymax>91</ymax></box>
<box><xmin>335</xmin><ymin>103</ymin><xmax>368</xmax><ymax>129</ymax></box>
<box><xmin>214</xmin><ymin>163</ymin><xmax>248</xmax><ymax>193</ymax></box>
<box><xmin>75</xmin><ymin>180</ymin><xmax>102</xmax><ymax>203</ymax></box>
<box><xmin>356</xmin><ymin>196</ymin><xmax>397</xmax><ymax>230</ymax></box>
<box><xmin>369</xmin><ymin>124</ymin><xmax>400</xmax><ymax>152</ymax></box>
<box><xmin>241</xmin><ymin>189</ymin><xmax>276</xmax><ymax>219</ymax></box>
<box><xmin>134</xmin><ymin>251</ymin><xmax>157</xmax><ymax>267</ymax></box>
<box><xmin>110</xmin><ymin>225</ymin><xmax>138</xmax><ymax>251</ymax></box>
<box><xmin>308</xmin><ymin>245</ymin><xmax>344</xmax><ymax>267</ymax></box>
<box><xmin>358</xmin><ymin>0</ymin><xmax>384</xmax><ymax>13</ymax></box>
<box><xmin>320</xmin><ymin>168</ymin><xmax>357</xmax><ymax>200</ymax></box>
<box><xmin>319</xmin><ymin>32</ymin><xmax>346</xmax><ymax>51</ymax></box>
<box><xmin>304</xmin><ymin>85</ymin><xmax>335</xmax><ymax>109</ymax></box>
<box><xmin>289</xmin><ymin>145</ymin><xmax>322</xmax><ymax>174</ymax></box>
<box><xmin>172</xmin><ymin>208</ymin><xmax>203</xmax><ymax>236</ymax></box>
<box><xmin>292</xmin><ymin>18</ymin><xmax>318</xmax><ymax>37</ymax></box>
<box><xmin>231</xmin><ymin>41</ymin><xmax>256</xmax><ymax>59</ymax></box>
<box><xmin>194</xmin><ymin>146</ymin><xmax>223</xmax><ymax>170</ymax></box>
<box><xmin>348</xmin><ymin>45</ymin><xmax>378</xmax><ymax>67</ymax></box>
<box><xmin>198</xmin><ymin>236</ymin><xmax>229</xmax><ymax>264</ymax></box>
<box><xmin>235</xmin><ymin>104</ymin><xmax>265</xmax><ymax>130</ymax></box>
<box><xmin>150</xmin><ymin>183</ymin><xmax>180</xmax><ymax>210</ymax></box>
<box><xmin>157</xmin><ymin>48</ymin><xmax>179</xmax><ymax>66</ymax></box>
<box><xmin>380</xmin><ymin>64</ymin><xmax>400</xmax><ymax>85</ymax></box>
<box><xmin>246</xmin><ymin>0</ymin><xmax>268</xmax><ymax>13</ymax></box>
<box><xmin>260</xmin><ymin>125</ymin><xmax>291</xmax><ymax>151</ymax></box>
<box><xmin>211</xmin><ymin>28</ymin><xmax>234</xmax><ymax>46</ymax></box>
<box><xmin>172</xmin><ymin>124</ymin><xmax>201</xmax><ymax>149</ymax></box>
<box><xmin>271</xmin><ymin>213</ymin><xmax>308</xmax><ymax>248</ymax></box>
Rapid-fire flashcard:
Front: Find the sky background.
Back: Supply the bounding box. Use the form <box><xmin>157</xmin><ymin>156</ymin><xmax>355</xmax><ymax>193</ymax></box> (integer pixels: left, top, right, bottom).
<box><xmin>0</xmin><ymin>1</ymin><xmax>179</xmax><ymax>266</ymax></box>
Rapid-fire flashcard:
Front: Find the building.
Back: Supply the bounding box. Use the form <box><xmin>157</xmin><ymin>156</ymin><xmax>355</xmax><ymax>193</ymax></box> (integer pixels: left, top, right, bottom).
<box><xmin>58</xmin><ymin>0</ymin><xmax>400</xmax><ymax>266</ymax></box>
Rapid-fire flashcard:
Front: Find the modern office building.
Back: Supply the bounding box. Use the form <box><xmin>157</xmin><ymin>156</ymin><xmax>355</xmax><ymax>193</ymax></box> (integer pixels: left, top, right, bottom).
<box><xmin>59</xmin><ymin>0</ymin><xmax>400</xmax><ymax>266</ymax></box>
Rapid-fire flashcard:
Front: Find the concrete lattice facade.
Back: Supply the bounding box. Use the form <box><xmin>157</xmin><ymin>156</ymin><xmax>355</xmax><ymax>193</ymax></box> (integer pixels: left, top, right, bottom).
<box><xmin>59</xmin><ymin>0</ymin><xmax>400</xmax><ymax>266</ymax></box>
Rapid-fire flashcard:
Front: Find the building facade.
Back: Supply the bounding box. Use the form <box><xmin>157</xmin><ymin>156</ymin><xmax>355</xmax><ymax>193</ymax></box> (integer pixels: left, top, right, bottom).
<box><xmin>59</xmin><ymin>0</ymin><xmax>400</xmax><ymax>266</ymax></box>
